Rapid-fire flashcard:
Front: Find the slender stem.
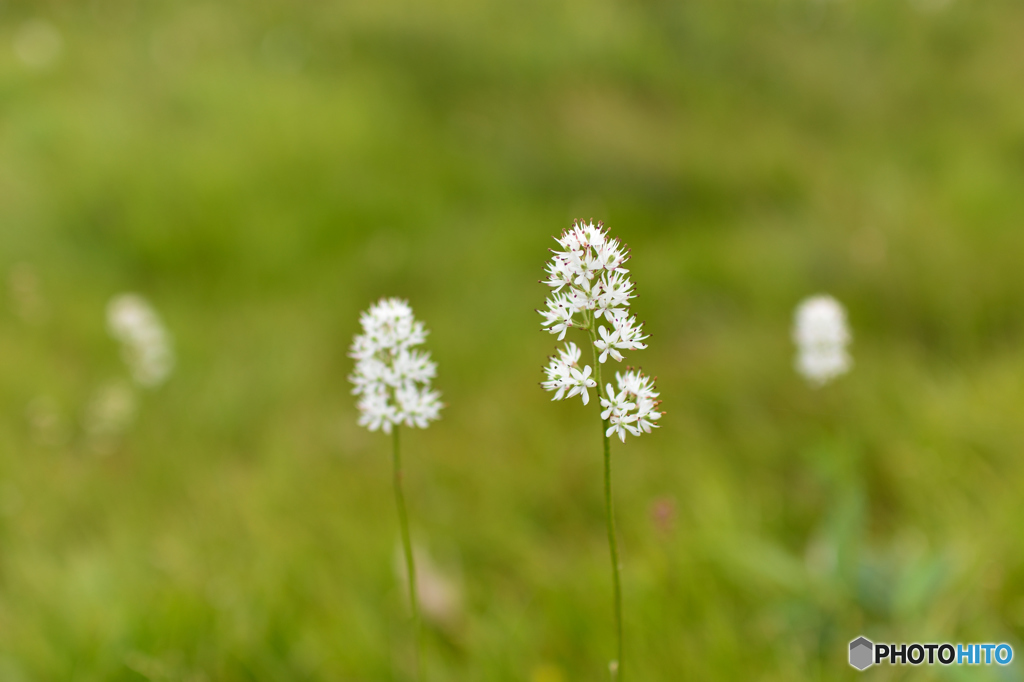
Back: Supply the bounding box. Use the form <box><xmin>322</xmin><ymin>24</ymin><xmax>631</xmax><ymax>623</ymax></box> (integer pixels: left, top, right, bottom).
<box><xmin>392</xmin><ymin>426</ymin><xmax>424</xmax><ymax>682</ymax></box>
<box><xmin>588</xmin><ymin>319</ymin><xmax>625</xmax><ymax>681</ymax></box>
<box><xmin>603</xmin><ymin>423</ymin><xmax>624</xmax><ymax>681</ymax></box>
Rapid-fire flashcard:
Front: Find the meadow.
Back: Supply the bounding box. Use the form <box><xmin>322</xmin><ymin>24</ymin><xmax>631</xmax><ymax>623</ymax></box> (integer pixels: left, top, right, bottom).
<box><xmin>2</xmin><ymin>0</ymin><xmax>1024</xmax><ymax>679</ymax></box>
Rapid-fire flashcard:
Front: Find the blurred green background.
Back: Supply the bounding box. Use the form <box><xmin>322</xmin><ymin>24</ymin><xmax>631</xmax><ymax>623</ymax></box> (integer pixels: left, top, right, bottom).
<box><xmin>3</xmin><ymin>0</ymin><xmax>1024</xmax><ymax>679</ymax></box>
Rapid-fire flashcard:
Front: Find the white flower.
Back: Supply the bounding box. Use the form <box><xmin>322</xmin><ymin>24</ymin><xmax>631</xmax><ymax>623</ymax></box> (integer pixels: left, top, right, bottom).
<box><xmin>594</xmin><ymin>270</ymin><xmax>633</xmax><ymax>320</ymax></box>
<box><xmin>107</xmin><ymin>294</ymin><xmax>175</xmax><ymax>388</ymax></box>
<box><xmin>600</xmin><ymin>370</ymin><xmax>662</xmax><ymax>442</ymax></box>
<box><xmin>594</xmin><ymin>324</ymin><xmax>623</xmax><ymax>364</ymax></box>
<box><xmin>395</xmin><ymin>383</ymin><xmax>443</xmax><ymax>429</ymax></box>
<box><xmin>538</xmin><ymin>221</ymin><xmax>643</xmax><ymax>365</ymax></box>
<box><xmin>542</xmin><ymin>341</ymin><xmax>598</xmax><ymax>405</ymax></box>
<box><xmin>593</xmin><ymin>311</ymin><xmax>648</xmax><ymax>363</ymax></box>
<box><xmin>793</xmin><ymin>295</ymin><xmax>852</xmax><ymax>386</ymax></box>
<box><xmin>539</xmin><ymin>293</ymin><xmax>575</xmax><ymax>340</ymax></box>
<box><xmin>349</xmin><ymin>298</ymin><xmax>442</xmax><ymax>434</ymax></box>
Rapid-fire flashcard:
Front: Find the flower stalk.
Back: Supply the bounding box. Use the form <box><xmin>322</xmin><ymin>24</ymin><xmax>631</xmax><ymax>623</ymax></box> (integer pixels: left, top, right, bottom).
<box><xmin>589</xmin><ymin>323</ymin><xmax>625</xmax><ymax>681</ymax></box>
<box><xmin>392</xmin><ymin>427</ymin><xmax>424</xmax><ymax>682</ymax></box>
<box><xmin>350</xmin><ymin>298</ymin><xmax>442</xmax><ymax>682</ymax></box>
<box><xmin>538</xmin><ymin>221</ymin><xmax>662</xmax><ymax>680</ymax></box>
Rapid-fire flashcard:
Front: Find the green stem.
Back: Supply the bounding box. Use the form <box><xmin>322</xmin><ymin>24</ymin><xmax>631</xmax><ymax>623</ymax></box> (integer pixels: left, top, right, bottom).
<box><xmin>588</xmin><ymin>320</ymin><xmax>625</xmax><ymax>681</ymax></box>
<box><xmin>392</xmin><ymin>427</ymin><xmax>424</xmax><ymax>682</ymax></box>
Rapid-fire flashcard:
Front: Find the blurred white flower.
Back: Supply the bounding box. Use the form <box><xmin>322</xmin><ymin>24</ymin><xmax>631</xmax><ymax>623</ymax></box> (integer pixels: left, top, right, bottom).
<box><xmin>13</xmin><ymin>20</ymin><xmax>62</xmax><ymax>70</ymax></box>
<box><xmin>600</xmin><ymin>370</ymin><xmax>662</xmax><ymax>442</ymax></box>
<box><xmin>539</xmin><ymin>221</ymin><xmax>659</xmax><ymax>428</ymax></box>
<box><xmin>83</xmin><ymin>380</ymin><xmax>137</xmax><ymax>450</ymax></box>
<box><xmin>793</xmin><ymin>295</ymin><xmax>852</xmax><ymax>386</ymax></box>
<box><xmin>349</xmin><ymin>298</ymin><xmax>442</xmax><ymax>434</ymax></box>
<box><xmin>108</xmin><ymin>294</ymin><xmax>175</xmax><ymax>388</ymax></box>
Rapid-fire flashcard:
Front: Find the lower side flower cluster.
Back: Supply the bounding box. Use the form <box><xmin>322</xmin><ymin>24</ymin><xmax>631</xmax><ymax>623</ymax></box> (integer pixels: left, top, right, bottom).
<box><xmin>541</xmin><ymin>342</ymin><xmax>597</xmax><ymax>405</ymax></box>
<box><xmin>542</xmin><ymin>343</ymin><xmax>662</xmax><ymax>441</ymax></box>
<box><xmin>600</xmin><ymin>370</ymin><xmax>662</xmax><ymax>442</ymax></box>
<box><xmin>354</xmin><ymin>381</ymin><xmax>443</xmax><ymax>433</ymax></box>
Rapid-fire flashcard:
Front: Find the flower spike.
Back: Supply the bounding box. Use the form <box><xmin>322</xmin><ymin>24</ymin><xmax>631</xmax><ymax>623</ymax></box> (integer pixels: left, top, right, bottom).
<box><xmin>349</xmin><ymin>298</ymin><xmax>443</xmax><ymax>433</ymax></box>
<box><xmin>536</xmin><ymin>220</ymin><xmax>663</xmax><ymax>680</ymax></box>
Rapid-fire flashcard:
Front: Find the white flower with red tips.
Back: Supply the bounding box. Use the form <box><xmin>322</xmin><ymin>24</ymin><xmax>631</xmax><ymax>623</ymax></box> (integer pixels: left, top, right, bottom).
<box><xmin>542</xmin><ymin>341</ymin><xmax>598</xmax><ymax>405</ymax></box>
<box><xmin>537</xmin><ymin>220</ymin><xmax>661</xmax><ymax>437</ymax></box>
<box><xmin>600</xmin><ymin>370</ymin><xmax>662</xmax><ymax>442</ymax></box>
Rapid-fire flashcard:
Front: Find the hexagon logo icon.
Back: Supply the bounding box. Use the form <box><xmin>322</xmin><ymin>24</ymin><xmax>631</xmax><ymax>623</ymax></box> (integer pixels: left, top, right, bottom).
<box><xmin>849</xmin><ymin>637</ymin><xmax>874</xmax><ymax>671</ymax></box>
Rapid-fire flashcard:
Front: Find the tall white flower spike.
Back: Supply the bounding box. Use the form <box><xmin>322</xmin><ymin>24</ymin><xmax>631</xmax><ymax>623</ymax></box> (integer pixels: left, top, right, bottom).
<box><xmin>539</xmin><ymin>221</ymin><xmax>660</xmax><ymax>437</ymax></box>
<box><xmin>793</xmin><ymin>295</ymin><xmax>852</xmax><ymax>387</ymax></box>
<box><xmin>107</xmin><ymin>294</ymin><xmax>175</xmax><ymax>388</ymax></box>
<box><xmin>537</xmin><ymin>219</ymin><xmax>662</xmax><ymax>681</ymax></box>
<box><xmin>349</xmin><ymin>298</ymin><xmax>443</xmax><ymax>434</ymax></box>
<box><xmin>350</xmin><ymin>297</ymin><xmax>440</xmax><ymax>681</ymax></box>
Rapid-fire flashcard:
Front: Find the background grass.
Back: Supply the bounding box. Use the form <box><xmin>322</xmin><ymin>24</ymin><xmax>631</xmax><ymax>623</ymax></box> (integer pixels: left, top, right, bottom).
<box><xmin>2</xmin><ymin>0</ymin><xmax>1024</xmax><ymax>679</ymax></box>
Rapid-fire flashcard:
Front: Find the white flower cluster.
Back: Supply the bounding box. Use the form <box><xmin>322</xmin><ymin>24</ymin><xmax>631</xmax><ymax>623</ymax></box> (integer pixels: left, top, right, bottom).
<box><xmin>107</xmin><ymin>294</ymin><xmax>175</xmax><ymax>388</ymax></box>
<box><xmin>600</xmin><ymin>370</ymin><xmax>663</xmax><ymax>442</ymax></box>
<box><xmin>539</xmin><ymin>223</ymin><xmax>647</xmax><ymax>352</ymax></box>
<box><xmin>349</xmin><ymin>298</ymin><xmax>443</xmax><ymax>434</ymax></box>
<box><xmin>541</xmin><ymin>341</ymin><xmax>597</xmax><ymax>405</ymax></box>
<box><xmin>539</xmin><ymin>221</ymin><xmax>661</xmax><ymax>438</ymax></box>
<box><xmin>793</xmin><ymin>295</ymin><xmax>852</xmax><ymax>386</ymax></box>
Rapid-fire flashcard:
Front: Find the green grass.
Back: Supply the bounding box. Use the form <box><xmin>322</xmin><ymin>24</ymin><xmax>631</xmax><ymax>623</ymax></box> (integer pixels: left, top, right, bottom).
<box><xmin>3</xmin><ymin>0</ymin><xmax>1024</xmax><ymax>679</ymax></box>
